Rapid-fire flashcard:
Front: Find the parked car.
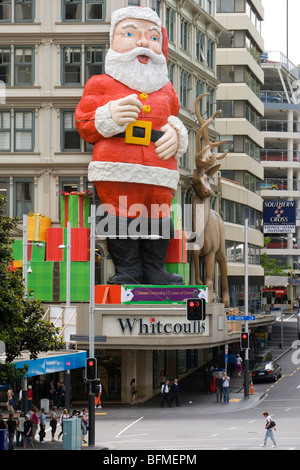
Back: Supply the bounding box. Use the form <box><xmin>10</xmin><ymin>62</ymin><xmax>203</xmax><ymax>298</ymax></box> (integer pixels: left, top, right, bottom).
<box><xmin>260</xmin><ymin>92</ymin><xmax>282</xmax><ymax>103</ymax></box>
<box><xmin>252</xmin><ymin>361</ymin><xmax>282</xmax><ymax>383</ymax></box>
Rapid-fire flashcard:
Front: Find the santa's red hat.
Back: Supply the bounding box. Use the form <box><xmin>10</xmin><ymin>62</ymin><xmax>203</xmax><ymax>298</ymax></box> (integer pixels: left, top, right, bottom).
<box><xmin>110</xmin><ymin>6</ymin><xmax>168</xmax><ymax>61</ymax></box>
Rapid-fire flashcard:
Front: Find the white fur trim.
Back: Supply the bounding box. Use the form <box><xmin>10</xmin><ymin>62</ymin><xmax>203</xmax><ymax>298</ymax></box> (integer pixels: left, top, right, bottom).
<box><xmin>167</xmin><ymin>116</ymin><xmax>188</xmax><ymax>160</ymax></box>
<box><xmin>94</xmin><ymin>103</ymin><xmax>127</xmax><ymax>138</ymax></box>
<box><xmin>110</xmin><ymin>7</ymin><xmax>162</xmax><ymax>44</ymax></box>
<box><xmin>88</xmin><ymin>161</ymin><xmax>179</xmax><ymax>191</ymax></box>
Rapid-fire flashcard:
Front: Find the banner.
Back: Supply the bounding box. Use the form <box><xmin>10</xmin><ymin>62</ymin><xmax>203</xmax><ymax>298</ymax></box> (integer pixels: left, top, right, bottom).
<box><xmin>263</xmin><ymin>200</ymin><xmax>296</xmax><ymax>233</ymax></box>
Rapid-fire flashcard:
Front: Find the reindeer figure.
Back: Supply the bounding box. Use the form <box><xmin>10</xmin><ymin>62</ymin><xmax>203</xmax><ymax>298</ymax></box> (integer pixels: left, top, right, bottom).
<box><xmin>192</xmin><ymin>93</ymin><xmax>230</xmax><ymax>307</ymax></box>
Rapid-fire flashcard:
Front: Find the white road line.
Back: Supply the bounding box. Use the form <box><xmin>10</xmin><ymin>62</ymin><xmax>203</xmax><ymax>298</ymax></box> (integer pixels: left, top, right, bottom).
<box><xmin>115</xmin><ymin>416</ymin><xmax>144</xmax><ymax>438</ymax></box>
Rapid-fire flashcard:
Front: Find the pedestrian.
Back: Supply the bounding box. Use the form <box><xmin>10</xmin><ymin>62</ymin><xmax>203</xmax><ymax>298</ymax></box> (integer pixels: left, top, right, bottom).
<box><xmin>60</xmin><ymin>382</ymin><xmax>66</xmax><ymax>408</ymax></box>
<box><xmin>7</xmin><ymin>413</ymin><xmax>16</xmax><ymax>450</ymax></box>
<box><xmin>23</xmin><ymin>414</ymin><xmax>34</xmax><ymax>450</ymax></box>
<box><xmin>130</xmin><ymin>378</ymin><xmax>137</xmax><ymax>405</ymax></box>
<box><xmin>261</xmin><ymin>411</ymin><xmax>277</xmax><ymax>447</ymax></box>
<box><xmin>203</xmin><ymin>367</ymin><xmax>211</xmax><ymax>395</ymax></box>
<box><xmin>222</xmin><ymin>372</ymin><xmax>230</xmax><ymax>404</ymax></box>
<box><xmin>215</xmin><ymin>372</ymin><xmax>223</xmax><ymax>403</ymax></box>
<box><xmin>170</xmin><ymin>378</ymin><xmax>180</xmax><ymax>406</ymax></box>
<box><xmin>267</xmin><ymin>325</ymin><xmax>272</xmax><ymax>342</ymax></box>
<box><xmin>27</xmin><ymin>385</ymin><xmax>33</xmax><ymax>410</ymax></box>
<box><xmin>39</xmin><ymin>408</ymin><xmax>46</xmax><ymax>443</ymax></box>
<box><xmin>159</xmin><ymin>371</ymin><xmax>166</xmax><ymax>387</ymax></box>
<box><xmin>16</xmin><ymin>412</ymin><xmax>25</xmax><ymax>447</ymax></box>
<box><xmin>49</xmin><ymin>380</ymin><xmax>56</xmax><ymax>407</ymax></box>
<box><xmin>33</xmin><ymin>379</ymin><xmax>40</xmax><ymax>409</ymax></box>
<box><xmin>58</xmin><ymin>408</ymin><xmax>69</xmax><ymax>440</ymax></box>
<box><xmin>30</xmin><ymin>406</ymin><xmax>39</xmax><ymax>441</ymax></box>
<box><xmin>6</xmin><ymin>386</ymin><xmax>14</xmax><ymax>413</ymax></box>
<box><xmin>80</xmin><ymin>408</ymin><xmax>88</xmax><ymax>444</ymax></box>
<box><xmin>235</xmin><ymin>354</ymin><xmax>243</xmax><ymax>377</ymax></box>
<box><xmin>95</xmin><ymin>379</ymin><xmax>102</xmax><ymax>408</ymax></box>
<box><xmin>49</xmin><ymin>406</ymin><xmax>58</xmax><ymax>441</ymax></box>
<box><xmin>161</xmin><ymin>380</ymin><xmax>172</xmax><ymax>408</ymax></box>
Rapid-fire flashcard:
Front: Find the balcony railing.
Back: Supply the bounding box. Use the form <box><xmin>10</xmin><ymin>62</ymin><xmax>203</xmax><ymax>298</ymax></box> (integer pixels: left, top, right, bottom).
<box><xmin>260</xmin><ymin>178</ymin><xmax>299</xmax><ymax>191</ymax></box>
<box><xmin>266</xmin><ymin>237</ymin><xmax>300</xmax><ymax>250</ymax></box>
<box><xmin>260</xmin><ymin>119</ymin><xmax>300</xmax><ymax>133</ymax></box>
<box><xmin>260</xmin><ymin>149</ymin><xmax>300</xmax><ymax>163</ymax></box>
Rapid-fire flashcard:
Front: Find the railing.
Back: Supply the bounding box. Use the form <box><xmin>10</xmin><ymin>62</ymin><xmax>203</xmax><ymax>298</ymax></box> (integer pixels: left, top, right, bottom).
<box><xmin>260</xmin><ymin>149</ymin><xmax>300</xmax><ymax>163</ymax></box>
<box><xmin>260</xmin><ymin>119</ymin><xmax>300</xmax><ymax>133</ymax></box>
<box><xmin>260</xmin><ymin>178</ymin><xmax>299</xmax><ymax>191</ymax></box>
<box><xmin>261</xmin><ymin>51</ymin><xmax>300</xmax><ymax>81</ymax></box>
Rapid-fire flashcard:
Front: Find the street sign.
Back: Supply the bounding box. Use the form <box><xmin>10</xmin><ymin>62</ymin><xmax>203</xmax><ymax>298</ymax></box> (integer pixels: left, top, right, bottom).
<box><xmin>70</xmin><ymin>334</ymin><xmax>107</xmax><ymax>342</ymax></box>
<box><xmin>227</xmin><ymin>315</ymin><xmax>255</xmax><ymax>321</ymax></box>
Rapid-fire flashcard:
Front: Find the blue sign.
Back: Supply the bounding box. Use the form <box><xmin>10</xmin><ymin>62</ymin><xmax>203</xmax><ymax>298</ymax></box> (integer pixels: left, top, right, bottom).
<box><xmin>263</xmin><ymin>200</ymin><xmax>296</xmax><ymax>233</ymax></box>
<box><xmin>227</xmin><ymin>315</ymin><xmax>255</xmax><ymax>321</ymax></box>
<box><xmin>14</xmin><ymin>351</ymin><xmax>87</xmax><ymax>377</ymax></box>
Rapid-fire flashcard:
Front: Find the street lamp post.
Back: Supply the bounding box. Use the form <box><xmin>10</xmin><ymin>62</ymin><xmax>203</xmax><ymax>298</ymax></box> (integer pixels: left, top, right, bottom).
<box><xmin>88</xmin><ymin>204</ymin><xmax>96</xmax><ymax>447</ymax></box>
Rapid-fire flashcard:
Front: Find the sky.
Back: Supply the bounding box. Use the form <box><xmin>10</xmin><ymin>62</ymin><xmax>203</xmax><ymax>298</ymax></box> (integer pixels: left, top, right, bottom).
<box><xmin>262</xmin><ymin>0</ymin><xmax>300</xmax><ymax>66</ymax></box>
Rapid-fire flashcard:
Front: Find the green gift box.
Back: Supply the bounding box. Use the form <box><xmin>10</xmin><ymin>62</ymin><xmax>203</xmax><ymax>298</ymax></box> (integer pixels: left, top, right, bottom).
<box><xmin>59</xmin><ymin>261</ymin><xmax>90</xmax><ymax>302</ymax></box>
<box><xmin>165</xmin><ymin>262</ymin><xmax>190</xmax><ymax>284</ymax></box>
<box><xmin>27</xmin><ymin>261</ymin><xmax>54</xmax><ymax>301</ymax></box>
<box><xmin>60</xmin><ymin>191</ymin><xmax>91</xmax><ymax>228</ymax></box>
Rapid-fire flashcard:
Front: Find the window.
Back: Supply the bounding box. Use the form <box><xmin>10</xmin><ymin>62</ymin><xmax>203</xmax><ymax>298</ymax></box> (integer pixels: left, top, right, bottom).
<box><xmin>180</xmin><ymin>18</ymin><xmax>190</xmax><ymax>52</ymax></box>
<box><xmin>168</xmin><ymin>61</ymin><xmax>174</xmax><ymax>85</ymax></box>
<box><xmin>166</xmin><ymin>6</ymin><xmax>175</xmax><ymax>42</ymax></box>
<box><xmin>14</xmin><ymin>47</ymin><xmax>34</xmax><ymax>86</ymax></box>
<box><xmin>62</xmin><ymin>110</ymin><xmax>80</xmax><ymax>151</ymax></box>
<box><xmin>0</xmin><ymin>179</ymin><xmax>9</xmax><ymax>215</ymax></box>
<box><xmin>85</xmin><ymin>46</ymin><xmax>105</xmax><ymax>80</ymax></box>
<box><xmin>0</xmin><ymin>47</ymin><xmax>10</xmax><ymax>84</ymax></box>
<box><xmin>86</xmin><ymin>0</ymin><xmax>103</xmax><ymax>20</ymax></box>
<box><xmin>14</xmin><ymin>111</ymin><xmax>34</xmax><ymax>151</ymax></box>
<box><xmin>14</xmin><ymin>178</ymin><xmax>34</xmax><ymax>218</ymax></box>
<box><xmin>217</xmin><ymin>0</ymin><xmax>234</xmax><ymax>13</ymax></box>
<box><xmin>207</xmin><ymin>38</ymin><xmax>214</xmax><ymax>69</ymax></box>
<box><xmin>128</xmin><ymin>0</ymin><xmax>140</xmax><ymax>5</ymax></box>
<box><xmin>62</xmin><ymin>46</ymin><xmax>81</xmax><ymax>85</ymax></box>
<box><xmin>180</xmin><ymin>70</ymin><xmax>190</xmax><ymax>108</ymax></box>
<box><xmin>0</xmin><ymin>0</ymin><xmax>11</xmax><ymax>21</ymax></box>
<box><xmin>0</xmin><ymin>111</ymin><xmax>10</xmax><ymax>151</ymax></box>
<box><xmin>15</xmin><ymin>0</ymin><xmax>34</xmax><ymax>22</ymax></box>
<box><xmin>196</xmin><ymin>31</ymin><xmax>205</xmax><ymax>63</ymax></box>
<box><xmin>63</xmin><ymin>0</ymin><xmax>82</xmax><ymax>21</ymax></box>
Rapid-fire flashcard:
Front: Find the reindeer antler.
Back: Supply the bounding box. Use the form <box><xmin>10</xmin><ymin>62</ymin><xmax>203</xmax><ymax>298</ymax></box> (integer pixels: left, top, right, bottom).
<box><xmin>194</xmin><ymin>93</ymin><xmax>228</xmax><ymax>169</ymax></box>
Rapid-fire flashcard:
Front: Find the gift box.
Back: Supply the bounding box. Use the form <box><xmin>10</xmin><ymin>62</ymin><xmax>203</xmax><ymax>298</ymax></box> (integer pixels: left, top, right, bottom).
<box><xmin>12</xmin><ymin>239</ymin><xmax>46</xmax><ymax>263</ymax></box>
<box><xmin>166</xmin><ymin>230</ymin><xmax>188</xmax><ymax>263</ymax></box>
<box><xmin>60</xmin><ymin>191</ymin><xmax>92</xmax><ymax>228</ymax></box>
<box><xmin>27</xmin><ymin>261</ymin><xmax>54</xmax><ymax>301</ymax></box>
<box><xmin>59</xmin><ymin>261</ymin><xmax>90</xmax><ymax>302</ymax></box>
<box><xmin>27</xmin><ymin>213</ymin><xmax>51</xmax><ymax>242</ymax></box>
<box><xmin>46</xmin><ymin>227</ymin><xmax>90</xmax><ymax>262</ymax></box>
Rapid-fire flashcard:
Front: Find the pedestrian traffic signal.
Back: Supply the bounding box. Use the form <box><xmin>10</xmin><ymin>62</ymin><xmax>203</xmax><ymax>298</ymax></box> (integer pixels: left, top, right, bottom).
<box><xmin>85</xmin><ymin>357</ymin><xmax>97</xmax><ymax>381</ymax></box>
<box><xmin>186</xmin><ymin>298</ymin><xmax>206</xmax><ymax>321</ymax></box>
<box><xmin>240</xmin><ymin>332</ymin><xmax>249</xmax><ymax>350</ymax></box>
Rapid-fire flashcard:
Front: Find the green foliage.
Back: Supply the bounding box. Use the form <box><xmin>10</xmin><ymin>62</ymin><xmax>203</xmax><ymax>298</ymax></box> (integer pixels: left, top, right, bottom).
<box><xmin>261</xmin><ymin>236</ymin><xmax>291</xmax><ymax>275</ymax></box>
<box><xmin>0</xmin><ymin>196</ymin><xmax>64</xmax><ymax>384</ymax></box>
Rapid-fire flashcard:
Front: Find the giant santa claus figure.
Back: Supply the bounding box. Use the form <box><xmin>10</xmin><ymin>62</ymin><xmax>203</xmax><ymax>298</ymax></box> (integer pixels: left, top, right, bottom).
<box><xmin>75</xmin><ymin>6</ymin><xmax>188</xmax><ymax>285</ymax></box>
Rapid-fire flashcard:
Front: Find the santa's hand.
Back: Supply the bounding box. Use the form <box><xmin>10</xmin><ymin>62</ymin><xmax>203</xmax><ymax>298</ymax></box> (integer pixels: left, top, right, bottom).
<box><xmin>155</xmin><ymin>123</ymin><xmax>178</xmax><ymax>160</ymax></box>
<box><xmin>109</xmin><ymin>94</ymin><xmax>143</xmax><ymax>126</ymax></box>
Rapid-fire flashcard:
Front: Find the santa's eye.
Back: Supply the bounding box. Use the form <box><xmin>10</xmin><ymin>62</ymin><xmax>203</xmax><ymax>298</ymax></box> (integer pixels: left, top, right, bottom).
<box><xmin>125</xmin><ymin>32</ymin><xmax>133</xmax><ymax>37</ymax></box>
<box><xmin>152</xmin><ymin>36</ymin><xmax>159</xmax><ymax>41</ymax></box>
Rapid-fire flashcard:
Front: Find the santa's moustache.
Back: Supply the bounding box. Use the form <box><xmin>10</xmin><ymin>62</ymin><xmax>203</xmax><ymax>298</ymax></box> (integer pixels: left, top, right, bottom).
<box><xmin>105</xmin><ymin>47</ymin><xmax>169</xmax><ymax>93</ymax></box>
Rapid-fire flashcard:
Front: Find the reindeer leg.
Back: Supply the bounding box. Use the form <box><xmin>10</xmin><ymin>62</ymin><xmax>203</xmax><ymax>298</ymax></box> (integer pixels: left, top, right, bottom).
<box><xmin>216</xmin><ymin>251</ymin><xmax>230</xmax><ymax>307</ymax></box>
<box><xmin>192</xmin><ymin>250</ymin><xmax>202</xmax><ymax>285</ymax></box>
<box><xmin>204</xmin><ymin>252</ymin><xmax>215</xmax><ymax>303</ymax></box>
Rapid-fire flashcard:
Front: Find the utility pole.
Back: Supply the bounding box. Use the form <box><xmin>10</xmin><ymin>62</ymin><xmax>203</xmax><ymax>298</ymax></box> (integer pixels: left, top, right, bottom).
<box><xmin>244</xmin><ymin>218</ymin><xmax>249</xmax><ymax>399</ymax></box>
<box><xmin>88</xmin><ymin>204</ymin><xmax>96</xmax><ymax>446</ymax></box>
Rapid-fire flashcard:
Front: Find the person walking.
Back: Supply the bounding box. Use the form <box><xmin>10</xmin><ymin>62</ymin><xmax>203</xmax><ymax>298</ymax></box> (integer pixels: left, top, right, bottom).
<box><xmin>39</xmin><ymin>408</ymin><xmax>46</xmax><ymax>443</ymax></box>
<box><xmin>30</xmin><ymin>406</ymin><xmax>39</xmax><ymax>442</ymax></box>
<box><xmin>80</xmin><ymin>408</ymin><xmax>88</xmax><ymax>444</ymax></box>
<box><xmin>161</xmin><ymin>380</ymin><xmax>172</xmax><ymax>408</ymax></box>
<box><xmin>27</xmin><ymin>385</ymin><xmax>33</xmax><ymax>410</ymax></box>
<box><xmin>130</xmin><ymin>378</ymin><xmax>137</xmax><ymax>405</ymax></box>
<box><xmin>222</xmin><ymin>372</ymin><xmax>230</xmax><ymax>404</ymax></box>
<box><xmin>235</xmin><ymin>354</ymin><xmax>243</xmax><ymax>377</ymax></box>
<box><xmin>58</xmin><ymin>408</ymin><xmax>69</xmax><ymax>440</ymax></box>
<box><xmin>49</xmin><ymin>406</ymin><xmax>58</xmax><ymax>441</ymax></box>
<box><xmin>16</xmin><ymin>412</ymin><xmax>25</xmax><ymax>447</ymax></box>
<box><xmin>7</xmin><ymin>386</ymin><xmax>15</xmax><ymax>413</ymax></box>
<box><xmin>7</xmin><ymin>413</ymin><xmax>16</xmax><ymax>450</ymax></box>
<box><xmin>95</xmin><ymin>380</ymin><xmax>102</xmax><ymax>408</ymax></box>
<box><xmin>261</xmin><ymin>411</ymin><xmax>277</xmax><ymax>447</ymax></box>
<box><xmin>215</xmin><ymin>372</ymin><xmax>223</xmax><ymax>403</ymax></box>
<box><xmin>170</xmin><ymin>379</ymin><xmax>180</xmax><ymax>407</ymax></box>
<box><xmin>23</xmin><ymin>415</ymin><xmax>34</xmax><ymax>450</ymax></box>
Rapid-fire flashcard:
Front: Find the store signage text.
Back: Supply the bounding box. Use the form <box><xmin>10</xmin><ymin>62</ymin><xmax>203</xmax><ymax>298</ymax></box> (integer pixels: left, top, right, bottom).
<box><xmin>116</xmin><ymin>317</ymin><xmax>206</xmax><ymax>335</ymax></box>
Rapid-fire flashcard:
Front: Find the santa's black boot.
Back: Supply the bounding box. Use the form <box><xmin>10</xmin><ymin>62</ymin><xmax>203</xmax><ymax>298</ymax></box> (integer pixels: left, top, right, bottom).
<box><xmin>141</xmin><ymin>238</ymin><xmax>184</xmax><ymax>285</ymax></box>
<box><xmin>107</xmin><ymin>238</ymin><xmax>143</xmax><ymax>285</ymax></box>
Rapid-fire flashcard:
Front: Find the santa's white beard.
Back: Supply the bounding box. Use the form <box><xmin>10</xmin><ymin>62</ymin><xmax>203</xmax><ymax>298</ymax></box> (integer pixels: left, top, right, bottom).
<box><xmin>105</xmin><ymin>47</ymin><xmax>169</xmax><ymax>93</ymax></box>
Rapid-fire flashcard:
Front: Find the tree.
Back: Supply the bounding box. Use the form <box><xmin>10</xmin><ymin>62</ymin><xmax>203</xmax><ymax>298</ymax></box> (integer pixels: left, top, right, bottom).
<box><xmin>0</xmin><ymin>196</ymin><xmax>64</xmax><ymax>384</ymax></box>
<box><xmin>260</xmin><ymin>236</ymin><xmax>291</xmax><ymax>275</ymax></box>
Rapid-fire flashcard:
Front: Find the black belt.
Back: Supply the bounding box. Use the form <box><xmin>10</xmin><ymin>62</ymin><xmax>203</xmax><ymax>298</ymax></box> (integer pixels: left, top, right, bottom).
<box><xmin>116</xmin><ymin>127</ymin><xmax>164</xmax><ymax>142</ymax></box>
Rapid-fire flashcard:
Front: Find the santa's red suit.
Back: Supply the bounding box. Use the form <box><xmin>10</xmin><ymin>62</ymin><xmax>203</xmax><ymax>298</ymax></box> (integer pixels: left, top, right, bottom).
<box><xmin>75</xmin><ymin>74</ymin><xmax>180</xmax><ymax>220</ymax></box>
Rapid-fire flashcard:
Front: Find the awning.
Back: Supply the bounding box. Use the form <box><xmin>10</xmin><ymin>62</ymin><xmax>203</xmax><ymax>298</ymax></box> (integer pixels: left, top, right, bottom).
<box><xmin>13</xmin><ymin>350</ymin><xmax>87</xmax><ymax>377</ymax></box>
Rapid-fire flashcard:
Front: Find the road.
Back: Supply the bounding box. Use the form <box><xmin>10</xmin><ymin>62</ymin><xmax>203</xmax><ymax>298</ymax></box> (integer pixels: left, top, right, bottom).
<box><xmin>94</xmin><ymin>311</ymin><xmax>300</xmax><ymax>451</ymax></box>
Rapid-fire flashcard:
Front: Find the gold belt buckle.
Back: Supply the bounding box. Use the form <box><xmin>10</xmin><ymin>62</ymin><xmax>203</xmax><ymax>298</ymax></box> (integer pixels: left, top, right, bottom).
<box><xmin>125</xmin><ymin>120</ymin><xmax>152</xmax><ymax>146</ymax></box>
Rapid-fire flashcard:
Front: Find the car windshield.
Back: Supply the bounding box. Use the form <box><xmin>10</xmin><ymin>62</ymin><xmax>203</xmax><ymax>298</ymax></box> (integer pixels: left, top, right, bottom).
<box><xmin>254</xmin><ymin>362</ymin><xmax>273</xmax><ymax>371</ymax></box>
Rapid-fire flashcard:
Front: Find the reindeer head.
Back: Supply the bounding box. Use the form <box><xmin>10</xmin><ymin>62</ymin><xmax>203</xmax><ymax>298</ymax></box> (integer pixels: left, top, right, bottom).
<box><xmin>192</xmin><ymin>93</ymin><xmax>228</xmax><ymax>199</ymax></box>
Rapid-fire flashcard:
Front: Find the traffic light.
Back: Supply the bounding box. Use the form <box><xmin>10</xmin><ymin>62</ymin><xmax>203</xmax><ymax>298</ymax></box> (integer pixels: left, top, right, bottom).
<box><xmin>85</xmin><ymin>357</ymin><xmax>97</xmax><ymax>381</ymax></box>
<box><xmin>186</xmin><ymin>298</ymin><xmax>206</xmax><ymax>321</ymax></box>
<box><xmin>240</xmin><ymin>332</ymin><xmax>249</xmax><ymax>350</ymax></box>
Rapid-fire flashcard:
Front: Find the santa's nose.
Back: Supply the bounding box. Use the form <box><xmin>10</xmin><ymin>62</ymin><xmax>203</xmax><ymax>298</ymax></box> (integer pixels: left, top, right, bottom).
<box><xmin>136</xmin><ymin>37</ymin><xmax>149</xmax><ymax>48</ymax></box>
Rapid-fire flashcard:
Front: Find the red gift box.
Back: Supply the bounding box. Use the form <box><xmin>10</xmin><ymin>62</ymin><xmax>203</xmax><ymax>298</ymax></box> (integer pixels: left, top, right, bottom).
<box><xmin>46</xmin><ymin>227</ymin><xmax>90</xmax><ymax>262</ymax></box>
<box><xmin>166</xmin><ymin>230</ymin><xmax>188</xmax><ymax>263</ymax></box>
